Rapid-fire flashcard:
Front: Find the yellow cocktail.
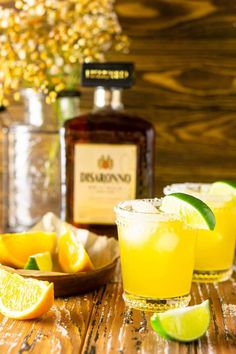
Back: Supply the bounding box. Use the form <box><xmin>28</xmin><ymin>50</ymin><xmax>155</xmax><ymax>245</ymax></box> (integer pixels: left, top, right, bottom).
<box><xmin>164</xmin><ymin>183</ymin><xmax>236</xmax><ymax>282</ymax></box>
<box><xmin>115</xmin><ymin>199</ymin><xmax>197</xmax><ymax>311</ymax></box>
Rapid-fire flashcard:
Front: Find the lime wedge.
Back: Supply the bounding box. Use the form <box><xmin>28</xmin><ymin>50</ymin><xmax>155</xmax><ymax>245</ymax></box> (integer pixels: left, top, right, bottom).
<box><xmin>151</xmin><ymin>300</ymin><xmax>210</xmax><ymax>342</ymax></box>
<box><xmin>161</xmin><ymin>193</ymin><xmax>215</xmax><ymax>230</ymax></box>
<box><xmin>209</xmin><ymin>180</ymin><xmax>236</xmax><ymax>196</ymax></box>
<box><xmin>24</xmin><ymin>252</ymin><xmax>53</xmax><ymax>271</ymax></box>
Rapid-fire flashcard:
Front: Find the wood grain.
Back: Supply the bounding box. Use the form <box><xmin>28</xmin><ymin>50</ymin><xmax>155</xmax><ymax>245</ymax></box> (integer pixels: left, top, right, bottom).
<box><xmin>81</xmin><ymin>278</ymin><xmax>236</xmax><ymax>354</ymax></box>
<box><xmin>0</xmin><ymin>272</ymin><xmax>235</xmax><ymax>353</ymax></box>
<box><xmin>112</xmin><ymin>0</ymin><xmax>236</xmax><ymax>194</ymax></box>
<box><xmin>0</xmin><ymin>295</ymin><xmax>95</xmax><ymax>354</ymax></box>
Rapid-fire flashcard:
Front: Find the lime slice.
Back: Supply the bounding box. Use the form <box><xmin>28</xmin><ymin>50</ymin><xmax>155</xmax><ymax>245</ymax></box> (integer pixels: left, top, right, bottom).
<box><xmin>161</xmin><ymin>193</ymin><xmax>215</xmax><ymax>230</ymax></box>
<box><xmin>24</xmin><ymin>252</ymin><xmax>53</xmax><ymax>271</ymax></box>
<box><xmin>209</xmin><ymin>180</ymin><xmax>236</xmax><ymax>196</ymax></box>
<box><xmin>151</xmin><ymin>300</ymin><xmax>210</xmax><ymax>342</ymax></box>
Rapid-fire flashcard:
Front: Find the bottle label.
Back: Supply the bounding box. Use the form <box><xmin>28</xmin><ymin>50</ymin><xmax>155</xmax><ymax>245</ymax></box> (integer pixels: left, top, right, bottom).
<box><xmin>81</xmin><ymin>62</ymin><xmax>134</xmax><ymax>88</ymax></box>
<box><xmin>73</xmin><ymin>143</ymin><xmax>137</xmax><ymax>224</ymax></box>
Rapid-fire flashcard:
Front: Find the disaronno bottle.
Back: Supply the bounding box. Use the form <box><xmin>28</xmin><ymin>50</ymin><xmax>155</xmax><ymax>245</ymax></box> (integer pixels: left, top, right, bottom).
<box><xmin>63</xmin><ymin>62</ymin><xmax>155</xmax><ymax>235</ymax></box>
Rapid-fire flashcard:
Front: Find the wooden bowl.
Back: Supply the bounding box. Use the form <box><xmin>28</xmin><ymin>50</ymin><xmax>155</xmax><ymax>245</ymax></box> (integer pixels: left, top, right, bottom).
<box><xmin>0</xmin><ymin>213</ymin><xmax>120</xmax><ymax>296</ymax></box>
<box><xmin>0</xmin><ymin>257</ymin><xmax>119</xmax><ymax>297</ymax></box>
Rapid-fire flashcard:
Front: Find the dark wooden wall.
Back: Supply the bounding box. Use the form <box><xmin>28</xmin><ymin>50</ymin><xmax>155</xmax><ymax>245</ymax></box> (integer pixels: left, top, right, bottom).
<box><xmin>3</xmin><ymin>0</ymin><xmax>236</xmax><ymax>198</ymax></box>
<box><xmin>110</xmin><ymin>0</ymin><xmax>236</xmax><ymax>195</ymax></box>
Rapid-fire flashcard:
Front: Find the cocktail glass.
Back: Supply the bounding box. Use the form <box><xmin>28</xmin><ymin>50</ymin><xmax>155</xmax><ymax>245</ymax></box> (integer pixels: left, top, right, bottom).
<box><xmin>164</xmin><ymin>183</ymin><xmax>236</xmax><ymax>282</ymax></box>
<box><xmin>114</xmin><ymin>198</ymin><xmax>197</xmax><ymax>311</ymax></box>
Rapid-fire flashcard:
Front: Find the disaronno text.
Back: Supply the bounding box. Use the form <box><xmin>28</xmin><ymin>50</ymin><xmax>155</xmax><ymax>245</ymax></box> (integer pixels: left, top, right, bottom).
<box><xmin>80</xmin><ymin>172</ymin><xmax>132</xmax><ymax>183</ymax></box>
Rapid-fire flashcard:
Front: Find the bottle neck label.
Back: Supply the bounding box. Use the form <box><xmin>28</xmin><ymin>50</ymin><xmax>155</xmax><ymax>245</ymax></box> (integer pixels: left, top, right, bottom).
<box><xmin>73</xmin><ymin>143</ymin><xmax>137</xmax><ymax>224</ymax></box>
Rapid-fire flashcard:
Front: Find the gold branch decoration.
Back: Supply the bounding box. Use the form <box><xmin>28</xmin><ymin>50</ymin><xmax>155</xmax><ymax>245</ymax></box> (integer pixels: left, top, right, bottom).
<box><xmin>0</xmin><ymin>0</ymin><xmax>129</xmax><ymax>105</ymax></box>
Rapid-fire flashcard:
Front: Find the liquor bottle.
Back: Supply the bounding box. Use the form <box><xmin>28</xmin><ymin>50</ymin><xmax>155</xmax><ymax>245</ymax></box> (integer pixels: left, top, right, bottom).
<box><xmin>62</xmin><ymin>62</ymin><xmax>155</xmax><ymax>236</ymax></box>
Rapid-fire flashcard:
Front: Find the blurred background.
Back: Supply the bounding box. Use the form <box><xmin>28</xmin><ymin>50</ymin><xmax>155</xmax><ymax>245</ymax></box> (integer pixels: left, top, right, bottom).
<box><xmin>1</xmin><ymin>0</ymin><xmax>236</xmax><ymax>228</ymax></box>
<box><xmin>111</xmin><ymin>0</ymin><xmax>236</xmax><ymax>193</ymax></box>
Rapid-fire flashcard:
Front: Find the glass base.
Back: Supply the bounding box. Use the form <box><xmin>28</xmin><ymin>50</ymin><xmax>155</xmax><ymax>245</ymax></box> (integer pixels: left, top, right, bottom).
<box><xmin>193</xmin><ymin>268</ymin><xmax>232</xmax><ymax>283</ymax></box>
<box><xmin>123</xmin><ymin>291</ymin><xmax>191</xmax><ymax>312</ymax></box>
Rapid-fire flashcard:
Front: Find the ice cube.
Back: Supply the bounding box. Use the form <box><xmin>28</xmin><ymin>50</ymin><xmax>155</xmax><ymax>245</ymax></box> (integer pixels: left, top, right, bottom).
<box><xmin>122</xmin><ymin>220</ymin><xmax>156</xmax><ymax>245</ymax></box>
<box><xmin>156</xmin><ymin>232</ymin><xmax>179</xmax><ymax>252</ymax></box>
<box><xmin>131</xmin><ymin>200</ymin><xmax>158</xmax><ymax>213</ymax></box>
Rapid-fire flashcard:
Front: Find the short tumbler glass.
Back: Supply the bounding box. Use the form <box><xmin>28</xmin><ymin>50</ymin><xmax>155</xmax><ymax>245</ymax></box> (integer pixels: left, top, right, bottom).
<box><xmin>164</xmin><ymin>183</ymin><xmax>236</xmax><ymax>282</ymax></box>
<box><xmin>115</xmin><ymin>199</ymin><xmax>197</xmax><ymax>312</ymax></box>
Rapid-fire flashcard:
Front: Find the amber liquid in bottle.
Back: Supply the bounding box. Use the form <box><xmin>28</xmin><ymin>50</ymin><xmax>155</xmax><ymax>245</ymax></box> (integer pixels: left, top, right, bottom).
<box><xmin>63</xmin><ymin>87</ymin><xmax>155</xmax><ymax>236</ymax></box>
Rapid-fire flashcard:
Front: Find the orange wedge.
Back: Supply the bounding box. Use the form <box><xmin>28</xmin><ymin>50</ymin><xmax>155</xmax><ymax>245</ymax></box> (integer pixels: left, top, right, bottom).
<box><xmin>0</xmin><ymin>269</ymin><xmax>54</xmax><ymax>320</ymax></box>
<box><xmin>58</xmin><ymin>226</ymin><xmax>94</xmax><ymax>273</ymax></box>
<box><xmin>0</xmin><ymin>231</ymin><xmax>56</xmax><ymax>268</ymax></box>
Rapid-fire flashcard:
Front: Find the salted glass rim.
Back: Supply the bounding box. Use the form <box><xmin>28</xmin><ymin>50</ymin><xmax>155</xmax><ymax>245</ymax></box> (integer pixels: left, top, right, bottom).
<box><xmin>164</xmin><ymin>182</ymin><xmax>211</xmax><ymax>195</ymax></box>
<box><xmin>114</xmin><ymin>198</ymin><xmax>181</xmax><ymax>222</ymax></box>
<box><xmin>163</xmin><ymin>182</ymin><xmax>232</xmax><ymax>205</ymax></box>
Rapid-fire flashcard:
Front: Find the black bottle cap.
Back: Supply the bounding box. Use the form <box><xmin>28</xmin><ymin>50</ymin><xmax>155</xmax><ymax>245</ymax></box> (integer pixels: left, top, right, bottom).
<box><xmin>81</xmin><ymin>62</ymin><xmax>134</xmax><ymax>88</ymax></box>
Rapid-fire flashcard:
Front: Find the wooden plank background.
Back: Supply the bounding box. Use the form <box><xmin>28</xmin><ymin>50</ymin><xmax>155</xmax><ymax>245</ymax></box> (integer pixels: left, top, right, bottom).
<box><xmin>112</xmin><ymin>0</ymin><xmax>236</xmax><ymax>195</ymax></box>
<box><xmin>1</xmin><ymin>0</ymin><xmax>236</xmax><ymax>198</ymax></box>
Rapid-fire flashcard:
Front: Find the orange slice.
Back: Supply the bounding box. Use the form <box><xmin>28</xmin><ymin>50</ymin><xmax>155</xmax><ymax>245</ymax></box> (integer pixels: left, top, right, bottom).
<box><xmin>58</xmin><ymin>226</ymin><xmax>94</xmax><ymax>273</ymax></box>
<box><xmin>0</xmin><ymin>231</ymin><xmax>56</xmax><ymax>268</ymax></box>
<box><xmin>0</xmin><ymin>269</ymin><xmax>54</xmax><ymax>320</ymax></box>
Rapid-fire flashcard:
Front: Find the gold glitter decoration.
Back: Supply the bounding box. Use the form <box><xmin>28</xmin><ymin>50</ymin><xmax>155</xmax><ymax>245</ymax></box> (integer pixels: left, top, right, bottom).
<box><xmin>0</xmin><ymin>0</ymin><xmax>129</xmax><ymax>105</ymax></box>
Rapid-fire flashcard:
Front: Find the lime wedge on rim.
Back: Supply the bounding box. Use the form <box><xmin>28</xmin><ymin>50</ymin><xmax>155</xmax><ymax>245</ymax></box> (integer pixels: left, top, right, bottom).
<box><xmin>161</xmin><ymin>193</ymin><xmax>215</xmax><ymax>230</ymax></box>
<box><xmin>24</xmin><ymin>252</ymin><xmax>53</xmax><ymax>271</ymax></box>
<box><xmin>209</xmin><ymin>180</ymin><xmax>236</xmax><ymax>196</ymax></box>
<box><xmin>151</xmin><ymin>300</ymin><xmax>210</xmax><ymax>342</ymax></box>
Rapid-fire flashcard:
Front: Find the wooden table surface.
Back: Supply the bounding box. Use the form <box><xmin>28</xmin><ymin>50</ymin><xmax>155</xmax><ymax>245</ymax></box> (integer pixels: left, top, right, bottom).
<box><xmin>0</xmin><ymin>260</ymin><xmax>235</xmax><ymax>354</ymax></box>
